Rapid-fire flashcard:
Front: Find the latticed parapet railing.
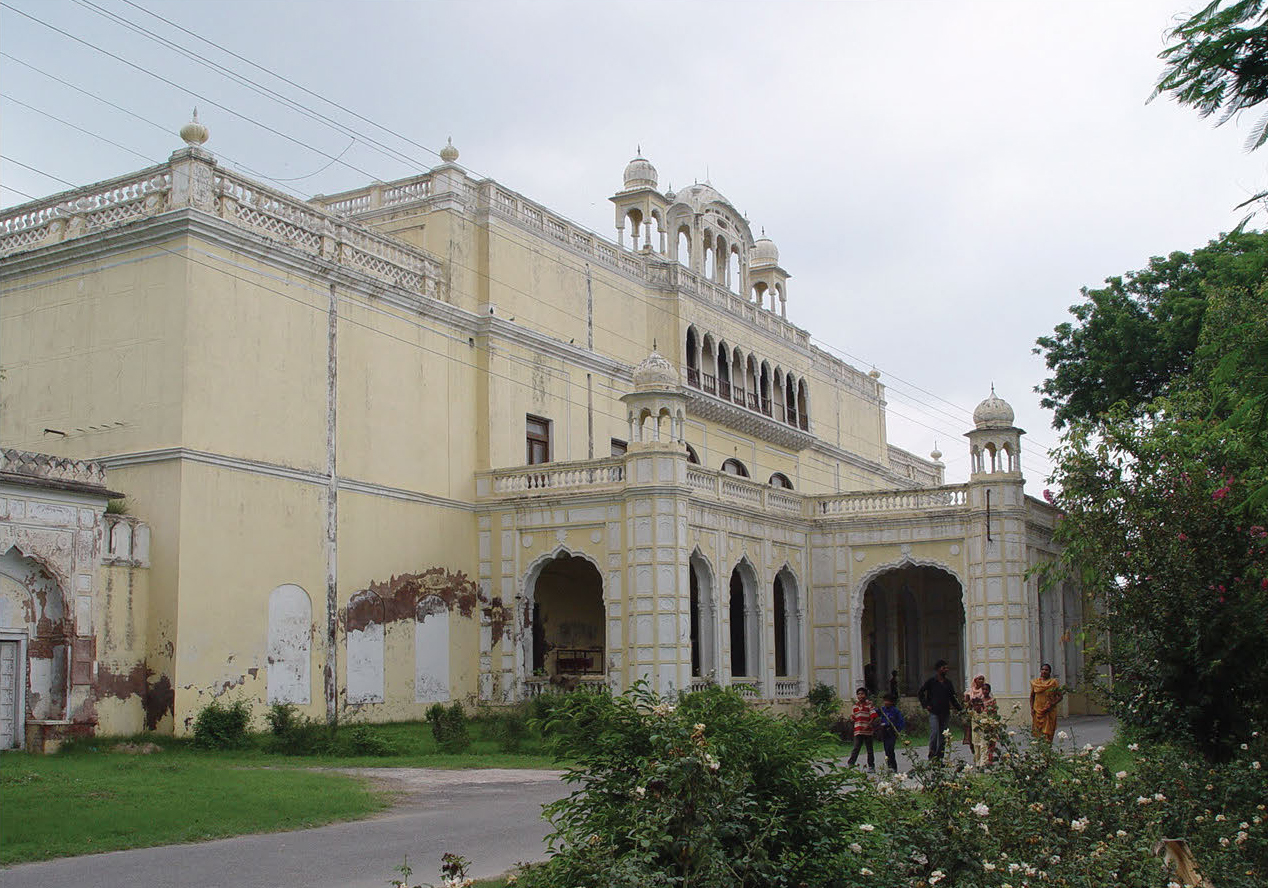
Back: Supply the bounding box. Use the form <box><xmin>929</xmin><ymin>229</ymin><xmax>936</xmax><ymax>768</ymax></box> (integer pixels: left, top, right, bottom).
<box><xmin>0</xmin><ymin>164</ymin><xmax>172</xmax><ymax>257</ymax></box>
<box><xmin>478</xmin><ymin>457</ymin><xmax>627</xmax><ymax>497</ymax></box>
<box><xmin>0</xmin><ymin>448</ymin><xmax>108</xmax><ymax>488</ymax></box>
<box><xmin>811</xmin><ymin>484</ymin><xmax>969</xmax><ymax>516</ymax></box>
<box><xmin>214</xmin><ymin>168</ymin><xmax>442</xmax><ymax>297</ymax></box>
<box><xmin>0</xmin><ymin>157</ymin><xmax>444</xmax><ymax>299</ymax></box>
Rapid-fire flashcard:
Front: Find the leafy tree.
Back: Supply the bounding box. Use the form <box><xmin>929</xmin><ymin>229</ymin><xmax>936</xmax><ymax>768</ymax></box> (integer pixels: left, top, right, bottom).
<box><xmin>1042</xmin><ymin>279</ymin><xmax>1268</xmax><ymax>762</ymax></box>
<box><xmin>1034</xmin><ymin>230</ymin><xmax>1268</xmax><ymax>427</ymax></box>
<box><xmin>1155</xmin><ymin>0</ymin><xmax>1268</xmax><ymax>151</ymax></box>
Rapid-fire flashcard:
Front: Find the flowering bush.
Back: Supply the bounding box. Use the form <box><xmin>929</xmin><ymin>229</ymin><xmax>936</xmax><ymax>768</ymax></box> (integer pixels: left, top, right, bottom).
<box><xmin>505</xmin><ymin>686</ymin><xmax>1267</xmax><ymax>888</ymax></box>
<box><xmin>514</xmin><ymin>683</ymin><xmax>867</xmax><ymax>888</ymax></box>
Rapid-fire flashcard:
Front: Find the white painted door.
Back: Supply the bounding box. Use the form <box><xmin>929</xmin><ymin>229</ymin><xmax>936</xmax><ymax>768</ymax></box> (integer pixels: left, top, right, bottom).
<box><xmin>0</xmin><ymin>640</ymin><xmax>19</xmax><ymax>749</ymax></box>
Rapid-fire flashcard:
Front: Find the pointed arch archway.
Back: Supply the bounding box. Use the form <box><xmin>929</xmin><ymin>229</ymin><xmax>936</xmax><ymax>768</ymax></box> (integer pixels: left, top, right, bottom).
<box><xmin>853</xmin><ymin>558</ymin><xmax>965</xmax><ymax>696</ymax></box>
<box><xmin>727</xmin><ymin>557</ymin><xmax>762</xmax><ymax>687</ymax></box>
<box><xmin>689</xmin><ymin>550</ymin><xmax>717</xmax><ymax>682</ymax></box>
<box><xmin>519</xmin><ymin>548</ymin><xmax>605</xmax><ymax>691</ymax></box>
<box><xmin>772</xmin><ymin>564</ymin><xmax>803</xmax><ymax>691</ymax></box>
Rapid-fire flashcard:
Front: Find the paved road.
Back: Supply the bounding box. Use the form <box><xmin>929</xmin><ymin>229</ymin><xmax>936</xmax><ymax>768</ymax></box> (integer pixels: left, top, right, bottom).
<box><xmin>848</xmin><ymin>714</ymin><xmax>1119</xmax><ymax>772</ymax></box>
<box><xmin>2</xmin><ymin>717</ymin><xmax>1117</xmax><ymax>888</ymax></box>
<box><xmin>0</xmin><ymin>768</ymin><xmax>569</xmax><ymax>888</ymax></box>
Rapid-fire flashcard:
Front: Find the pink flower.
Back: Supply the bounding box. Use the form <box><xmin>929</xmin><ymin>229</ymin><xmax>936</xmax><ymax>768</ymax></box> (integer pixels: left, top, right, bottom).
<box><xmin>1178</xmin><ymin>532</ymin><xmax>1188</xmax><ymax>541</ymax></box>
<box><xmin>1043</xmin><ymin>489</ymin><xmax>1055</xmax><ymax>504</ymax></box>
<box><xmin>1213</xmin><ymin>485</ymin><xmax>1231</xmax><ymax>501</ymax></box>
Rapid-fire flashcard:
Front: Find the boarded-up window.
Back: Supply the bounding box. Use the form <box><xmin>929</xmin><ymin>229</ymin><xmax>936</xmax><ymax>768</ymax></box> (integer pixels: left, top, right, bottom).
<box><xmin>414</xmin><ymin>596</ymin><xmax>449</xmax><ymax>703</ymax></box>
<box><xmin>346</xmin><ymin>590</ymin><xmax>385</xmax><ymax>704</ymax></box>
<box><xmin>267</xmin><ymin>584</ymin><xmax>311</xmax><ymax>704</ymax></box>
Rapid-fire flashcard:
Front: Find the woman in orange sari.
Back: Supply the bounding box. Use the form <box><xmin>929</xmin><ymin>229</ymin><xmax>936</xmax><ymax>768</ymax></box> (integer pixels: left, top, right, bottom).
<box><xmin>1030</xmin><ymin>663</ymin><xmax>1062</xmax><ymax>742</ymax></box>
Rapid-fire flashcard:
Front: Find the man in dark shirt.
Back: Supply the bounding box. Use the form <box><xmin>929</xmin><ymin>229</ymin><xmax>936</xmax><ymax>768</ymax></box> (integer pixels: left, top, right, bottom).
<box><xmin>917</xmin><ymin>659</ymin><xmax>963</xmax><ymax>761</ymax></box>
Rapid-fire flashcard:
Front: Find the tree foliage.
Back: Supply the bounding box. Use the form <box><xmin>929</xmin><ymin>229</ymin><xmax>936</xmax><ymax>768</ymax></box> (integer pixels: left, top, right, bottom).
<box><xmin>1155</xmin><ymin>0</ymin><xmax>1268</xmax><ymax>151</ymax></box>
<box><xmin>1042</xmin><ymin>273</ymin><xmax>1268</xmax><ymax>761</ymax></box>
<box><xmin>1034</xmin><ymin>230</ymin><xmax>1268</xmax><ymax>428</ymax></box>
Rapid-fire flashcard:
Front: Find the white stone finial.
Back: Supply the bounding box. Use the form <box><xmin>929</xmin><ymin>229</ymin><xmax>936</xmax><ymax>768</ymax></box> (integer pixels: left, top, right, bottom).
<box><xmin>179</xmin><ymin>107</ymin><xmax>209</xmax><ymax>147</ymax></box>
<box><xmin>931</xmin><ymin>440</ymin><xmax>943</xmax><ymax>462</ymax></box>
<box><xmin>440</xmin><ymin>136</ymin><xmax>459</xmax><ymax>163</ymax></box>
<box><xmin>868</xmin><ymin>367</ymin><xmax>881</xmax><ymax>380</ymax></box>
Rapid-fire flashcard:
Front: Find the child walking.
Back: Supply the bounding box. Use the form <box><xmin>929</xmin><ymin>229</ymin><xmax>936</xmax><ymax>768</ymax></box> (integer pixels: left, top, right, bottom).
<box><xmin>847</xmin><ymin>687</ymin><xmax>879</xmax><ymax>770</ymax></box>
<box><xmin>878</xmin><ymin>693</ymin><xmax>906</xmax><ymax>772</ymax></box>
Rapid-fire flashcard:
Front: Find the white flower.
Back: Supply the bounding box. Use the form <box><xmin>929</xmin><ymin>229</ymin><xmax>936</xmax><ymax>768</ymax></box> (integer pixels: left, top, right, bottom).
<box><xmin>1049</xmin><ymin>855</ymin><xmax>1061</xmax><ymax>864</ymax></box>
<box><xmin>1216</xmin><ymin>814</ymin><xmax>1226</xmax><ymax>822</ymax></box>
<box><xmin>860</xmin><ymin>867</ymin><xmax>873</xmax><ymax>876</ymax></box>
<box><xmin>1116</xmin><ymin>829</ymin><xmax>1127</xmax><ymax>838</ymax></box>
<box><xmin>634</xmin><ymin>786</ymin><xmax>646</xmax><ymax>796</ymax></box>
<box><xmin>1008</xmin><ymin>862</ymin><xmax>1021</xmax><ymax>873</ymax></box>
<box><xmin>972</xmin><ymin>802</ymin><xmax>990</xmax><ymax>817</ymax></box>
<box><xmin>983</xmin><ymin>862</ymin><xmax>996</xmax><ymax>872</ymax></box>
<box><xmin>1237</xmin><ymin>831</ymin><xmax>1249</xmax><ymax>844</ymax></box>
<box><xmin>1057</xmin><ymin>731</ymin><xmax>1069</xmax><ymax>740</ymax></box>
<box><xmin>849</xmin><ymin>842</ymin><xmax>863</xmax><ymax>853</ymax></box>
<box><xmin>1253</xmin><ymin>761</ymin><xmax>1262</xmax><ymax>770</ymax></box>
<box><xmin>1137</xmin><ymin>796</ymin><xmax>1151</xmax><ymax>805</ymax></box>
<box><xmin>1115</xmin><ymin>771</ymin><xmax>1127</xmax><ymax>779</ymax></box>
<box><xmin>1070</xmin><ymin>817</ymin><xmax>1089</xmax><ymax>833</ymax></box>
<box><xmin>1240</xmin><ymin>821</ymin><xmax>1249</xmax><ymax>829</ymax></box>
<box><xmin>1007</xmin><ymin>729</ymin><xmax>1016</xmax><ymax>736</ymax></box>
<box><xmin>929</xmin><ymin>870</ymin><xmax>945</xmax><ymax>885</ymax></box>
<box><xmin>859</xmin><ymin>823</ymin><xmax>875</xmax><ymax>832</ymax></box>
<box><xmin>1220</xmin><ymin>837</ymin><xmax>1230</xmax><ymax>847</ymax></box>
<box><xmin>1128</xmin><ymin>742</ymin><xmax>1139</xmax><ymax>751</ymax></box>
<box><xmin>1154</xmin><ymin>792</ymin><xmax>1166</xmax><ymax>802</ymax></box>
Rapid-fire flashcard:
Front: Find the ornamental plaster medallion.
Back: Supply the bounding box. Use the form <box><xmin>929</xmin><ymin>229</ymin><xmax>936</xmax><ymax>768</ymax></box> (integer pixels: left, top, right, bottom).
<box><xmin>590</xmin><ymin>529</ymin><xmax>603</xmax><ymax>544</ymax></box>
<box><xmin>949</xmin><ymin>544</ymin><xmax>961</xmax><ymax>556</ymax></box>
<box><xmin>854</xmin><ymin>551</ymin><xmax>866</xmax><ymax>562</ymax></box>
<box><xmin>521</xmin><ymin>534</ymin><xmax>533</xmax><ymax>548</ymax></box>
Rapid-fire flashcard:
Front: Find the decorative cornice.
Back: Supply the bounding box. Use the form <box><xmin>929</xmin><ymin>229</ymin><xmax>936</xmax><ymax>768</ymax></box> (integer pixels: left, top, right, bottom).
<box><xmin>98</xmin><ymin>447</ymin><xmax>474</xmax><ymax>512</ymax></box>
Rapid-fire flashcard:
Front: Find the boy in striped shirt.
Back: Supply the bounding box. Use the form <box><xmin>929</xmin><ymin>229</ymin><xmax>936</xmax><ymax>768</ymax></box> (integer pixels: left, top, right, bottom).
<box><xmin>847</xmin><ymin>687</ymin><xmax>879</xmax><ymax>770</ymax></box>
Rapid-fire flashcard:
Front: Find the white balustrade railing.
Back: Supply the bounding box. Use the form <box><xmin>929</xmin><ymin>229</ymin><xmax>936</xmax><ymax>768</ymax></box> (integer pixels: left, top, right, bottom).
<box><xmin>1</xmin><ymin>165</ymin><xmax>172</xmax><ymax>257</ymax></box>
<box><xmin>216</xmin><ymin>168</ymin><xmax>441</xmax><ymax>296</ymax></box>
<box><xmin>481</xmin><ymin>457</ymin><xmax>626</xmax><ymax>496</ymax></box>
<box><xmin>773</xmin><ymin>679</ymin><xmax>803</xmax><ymax>699</ymax></box>
<box><xmin>316</xmin><ymin>174</ymin><xmax>435</xmax><ymax>216</ymax></box>
<box><xmin>812</xmin><ymin>484</ymin><xmax>968</xmax><ymax>516</ymax></box>
<box><xmin>686</xmin><ymin>468</ymin><xmax>717</xmax><ymax>495</ymax></box>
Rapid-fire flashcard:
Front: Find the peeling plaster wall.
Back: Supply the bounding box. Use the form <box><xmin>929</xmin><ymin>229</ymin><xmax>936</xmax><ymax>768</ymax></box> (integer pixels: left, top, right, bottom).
<box><xmin>267</xmin><ymin>584</ymin><xmax>312</xmax><ymax>705</ymax></box>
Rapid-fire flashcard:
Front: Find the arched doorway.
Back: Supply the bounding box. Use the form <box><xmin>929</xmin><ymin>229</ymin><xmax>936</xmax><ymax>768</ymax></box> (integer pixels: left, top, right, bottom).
<box><xmin>860</xmin><ymin>564</ymin><xmax>964</xmax><ymax>696</ymax></box>
<box><xmin>727</xmin><ymin>560</ymin><xmax>761</xmax><ymax>689</ymax></box>
<box><xmin>1</xmin><ymin>546</ymin><xmax>69</xmax><ymax>748</ymax></box>
<box><xmin>524</xmin><ymin>553</ymin><xmax>605</xmax><ymax>689</ymax></box>
<box><xmin>772</xmin><ymin>567</ymin><xmax>802</xmax><ymax>695</ymax></box>
<box><xmin>689</xmin><ymin>552</ymin><xmax>717</xmax><ymax>683</ymax></box>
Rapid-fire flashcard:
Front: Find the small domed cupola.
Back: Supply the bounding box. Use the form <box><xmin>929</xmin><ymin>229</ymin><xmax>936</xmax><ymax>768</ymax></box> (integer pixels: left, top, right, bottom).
<box><xmin>631</xmin><ymin>350</ymin><xmax>679</xmax><ymax>391</ymax></box>
<box><xmin>623</xmin><ymin>154</ymin><xmax>658</xmax><ymax>191</ymax></box>
<box><xmin>751</xmin><ymin>235</ymin><xmax>779</xmax><ymax>267</ymax></box>
<box><xmin>973</xmin><ymin>386</ymin><xmax>1015</xmax><ymax>429</ymax></box>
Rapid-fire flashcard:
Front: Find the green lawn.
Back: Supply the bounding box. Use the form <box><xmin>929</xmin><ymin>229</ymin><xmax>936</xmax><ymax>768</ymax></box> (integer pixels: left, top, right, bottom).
<box><xmin>0</xmin><ymin>719</ymin><xmax>561</xmax><ymax>865</ymax></box>
<box><xmin>0</xmin><ymin>751</ymin><xmax>387</xmax><ymax>864</ymax></box>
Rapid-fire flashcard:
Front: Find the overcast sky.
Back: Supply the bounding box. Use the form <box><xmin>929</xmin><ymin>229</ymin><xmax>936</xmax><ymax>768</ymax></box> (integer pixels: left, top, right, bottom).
<box><xmin>3</xmin><ymin>0</ymin><xmax>1263</xmax><ymax>491</ymax></box>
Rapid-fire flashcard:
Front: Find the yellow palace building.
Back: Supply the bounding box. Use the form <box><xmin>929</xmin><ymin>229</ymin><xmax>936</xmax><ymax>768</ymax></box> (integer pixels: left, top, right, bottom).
<box><xmin>0</xmin><ymin>119</ymin><xmax>1084</xmax><ymax>749</ymax></box>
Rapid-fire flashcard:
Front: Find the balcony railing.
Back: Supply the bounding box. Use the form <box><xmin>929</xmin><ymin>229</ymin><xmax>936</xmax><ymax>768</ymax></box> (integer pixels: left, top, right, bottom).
<box><xmin>478</xmin><ymin>457</ymin><xmax>626</xmax><ymax>497</ymax></box>
<box><xmin>811</xmin><ymin>484</ymin><xmax>968</xmax><ymax>516</ymax></box>
<box><xmin>773</xmin><ymin>679</ymin><xmax>803</xmax><ymax>699</ymax></box>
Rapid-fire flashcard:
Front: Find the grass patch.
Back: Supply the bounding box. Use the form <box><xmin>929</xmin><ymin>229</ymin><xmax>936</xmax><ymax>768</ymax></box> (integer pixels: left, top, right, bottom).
<box><xmin>0</xmin><ymin>750</ymin><xmax>387</xmax><ymax>864</ymax></box>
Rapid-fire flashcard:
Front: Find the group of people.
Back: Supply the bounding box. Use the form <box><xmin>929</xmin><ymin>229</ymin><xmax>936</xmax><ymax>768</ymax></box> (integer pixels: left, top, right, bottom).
<box><xmin>843</xmin><ymin>660</ymin><xmax>1065</xmax><ymax>772</ymax></box>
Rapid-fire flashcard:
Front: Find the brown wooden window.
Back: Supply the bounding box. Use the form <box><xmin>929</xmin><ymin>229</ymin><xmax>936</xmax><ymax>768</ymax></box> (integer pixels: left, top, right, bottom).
<box><xmin>526</xmin><ymin>415</ymin><xmax>551</xmax><ymax>465</ymax></box>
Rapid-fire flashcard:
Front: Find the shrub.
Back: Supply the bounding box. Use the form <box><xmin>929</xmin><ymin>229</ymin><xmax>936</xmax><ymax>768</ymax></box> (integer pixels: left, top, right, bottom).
<box><xmin>192</xmin><ymin>698</ymin><xmax>251</xmax><ymax>749</ymax></box>
<box><xmin>806</xmin><ymin>680</ymin><xmax>839</xmax><ymax>715</ymax></box>
<box><xmin>265</xmin><ymin>704</ymin><xmax>332</xmax><ymax>755</ymax></box>
<box><xmin>332</xmin><ymin>723</ymin><xmax>393</xmax><ymax>757</ymax></box>
<box><xmin>516</xmin><ymin>682</ymin><xmax>866</xmax><ymax>888</ymax></box>
<box><xmin>488</xmin><ymin>707</ymin><xmax>531</xmax><ymax>752</ymax></box>
<box><xmin>426</xmin><ymin>702</ymin><xmax>471</xmax><ymax>753</ymax></box>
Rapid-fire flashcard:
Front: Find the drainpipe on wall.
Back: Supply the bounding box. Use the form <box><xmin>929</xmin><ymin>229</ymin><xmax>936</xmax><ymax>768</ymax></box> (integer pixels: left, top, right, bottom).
<box><xmin>325</xmin><ymin>282</ymin><xmax>339</xmax><ymax>727</ymax></box>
